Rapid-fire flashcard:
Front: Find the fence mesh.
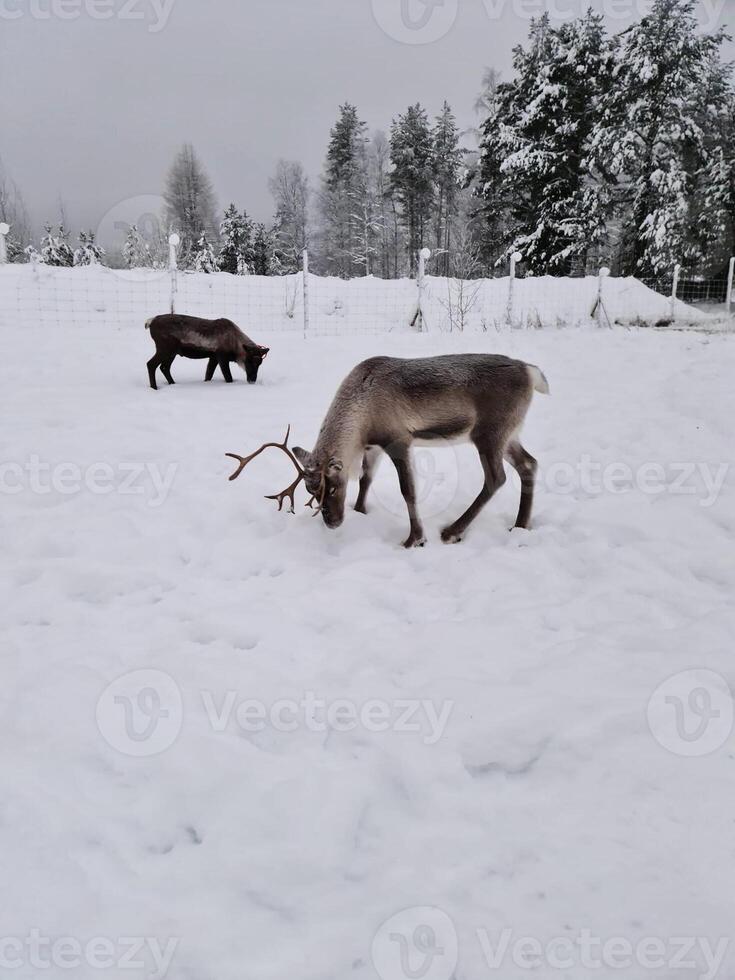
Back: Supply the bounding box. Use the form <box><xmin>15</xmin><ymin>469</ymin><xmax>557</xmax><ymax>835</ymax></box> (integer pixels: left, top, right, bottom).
<box><xmin>0</xmin><ymin>259</ymin><xmax>732</xmax><ymax>335</ymax></box>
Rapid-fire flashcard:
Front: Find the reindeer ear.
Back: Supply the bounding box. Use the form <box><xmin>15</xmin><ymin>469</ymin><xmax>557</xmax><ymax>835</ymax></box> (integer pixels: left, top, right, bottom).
<box><xmin>293</xmin><ymin>446</ymin><xmax>313</xmax><ymax>469</ymax></box>
<box><xmin>259</xmin><ymin>347</ymin><xmax>270</xmax><ymax>358</ymax></box>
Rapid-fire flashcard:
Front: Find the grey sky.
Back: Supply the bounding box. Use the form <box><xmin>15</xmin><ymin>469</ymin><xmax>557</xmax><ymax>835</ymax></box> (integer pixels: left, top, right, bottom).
<box><xmin>1</xmin><ymin>0</ymin><xmax>732</xmax><ymax>243</ymax></box>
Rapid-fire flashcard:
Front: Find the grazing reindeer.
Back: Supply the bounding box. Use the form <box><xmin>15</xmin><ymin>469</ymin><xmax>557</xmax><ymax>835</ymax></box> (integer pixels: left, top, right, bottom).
<box><xmin>146</xmin><ymin>314</ymin><xmax>269</xmax><ymax>390</ymax></box>
<box><xmin>226</xmin><ymin>354</ymin><xmax>548</xmax><ymax>547</ymax></box>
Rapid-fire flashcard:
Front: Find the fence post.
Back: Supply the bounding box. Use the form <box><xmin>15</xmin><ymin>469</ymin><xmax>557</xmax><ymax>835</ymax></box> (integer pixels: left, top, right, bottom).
<box><xmin>726</xmin><ymin>256</ymin><xmax>735</xmax><ymax>312</ymax></box>
<box><xmin>0</xmin><ymin>222</ymin><xmax>9</xmax><ymax>265</ymax></box>
<box><xmin>670</xmin><ymin>262</ymin><xmax>681</xmax><ymax>321</ymax></box>
<box><xmin>168</xmin><ymin>233</ymin><xmax>180</xmax><ymax>314</ymax></box>
<box><xmin>302</xmin><ymin>248</ymin><xmax>309</xmax><ymax>339</ymax></box>
<box><xmin>416</xmin><ymin>247</ymin><xmax>431</xmax><ymax>332</ymax></box>
<box><xmin>596</xmin><ymin>266</ymin><xmax>611</xmax><ymax>327</ymax></box>
<box><xmin>507</xmin><ymin>251</ymin><xmax>522</xmax><ymax>325</ymax></box>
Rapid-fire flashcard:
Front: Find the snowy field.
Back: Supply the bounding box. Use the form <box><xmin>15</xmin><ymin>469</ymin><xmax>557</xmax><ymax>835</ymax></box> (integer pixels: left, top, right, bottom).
<box><xmin>0</xmin><ymin>263</ymin><xmax>721</xmax><ymax>334</ymax></box>
<box><xmin>1</xmin><ymin>320</ymin><xmax>735</xmax><ymax>980</ymax></box>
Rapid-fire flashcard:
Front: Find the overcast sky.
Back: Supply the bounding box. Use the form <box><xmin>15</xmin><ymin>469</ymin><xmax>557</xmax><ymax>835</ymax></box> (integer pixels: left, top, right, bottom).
<box><xmin>1</xmin><ymin>0</ymin><xmax>732</xmax><ymax>243</ymax></box>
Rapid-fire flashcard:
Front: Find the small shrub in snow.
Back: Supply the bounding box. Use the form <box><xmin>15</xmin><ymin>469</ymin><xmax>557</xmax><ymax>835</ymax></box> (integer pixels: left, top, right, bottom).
<box><xmin>194</xmin><ymin>234</ymin><xmax>217</xmax><ymax>274</ymax></box>
<box><xmin>73</xmin><ymin>231</ymin><xmax>105</xmax><ymax>267</ymax></box>
<box><xmin>40</xmin><ymin>224</ymin><xmax>74</xmax><ymax>267</ymax></box>
<box><xmin>122</xmin><ymin>225</ymin><xmax>152</xmax><ymax>269</ymax></box>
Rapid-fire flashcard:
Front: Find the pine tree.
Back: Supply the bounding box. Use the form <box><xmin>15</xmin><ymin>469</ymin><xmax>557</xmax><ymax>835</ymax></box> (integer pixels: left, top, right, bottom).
<box><xmin>73</xmin><ymin>230</ymin><xmax>105</xmax><ymax>266</ymax></box>
<box><xmin>591</xmin><ymin>0</ymin><xmax>727</xmax><ymax>275</ymax></box>
<box><xmin>689</xmin><ymin>56</ymin><xmax>735</xmax><ymax>273</ymax></box>
<box><xmin>251</xmin><ymin>223</ymin><xmax>280</xmax><ymax>275</ymax></box>
<box><xmin>122</xmin><ymin>225</ymin><xmax>152</xmax><ymax>269</ymax></box>
<box><xmin>478</xmin><ymin>13</ymin><xmax>614</xmax><ymax>274</ymax></box>
<box><xmin>0</xmin><ymin>158</ymin><xmax>31</xmax><ymax>253</ymax></box>
<box><xmin>40</xmin><ymin>224</ymin><xmax>74</xmax><ymax>267</ymax></box>
<box><xmin>5</xmin><ymin>231</ymin><xmax>21</xmax><ymax>262</ymax></box>
<box><xmin>218</xmin><ymin>205</ymin><xmax>254</xmax><ymax>275</ymax></box>
<box><xmin>194</xmin><ymin>233</ymin><xmax>217</xmax><ymax>273</ymax></box>
<box><xmin>432</xmin><ymin>102</ymin><xmax>464</xmax><ymax>275</ymax></box>
<box><xmin>390</xmin><ymin>104</ymin><xmax>435</xmax><ymax>273</ymax></box>
<box><xmin>317</xmin><ymin>103</ymin><xmax>368</xmax><ymax>276</ymax></box>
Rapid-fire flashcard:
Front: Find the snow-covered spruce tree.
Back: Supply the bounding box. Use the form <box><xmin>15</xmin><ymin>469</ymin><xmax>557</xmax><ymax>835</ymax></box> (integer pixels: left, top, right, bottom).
<box><xmin>432</xmin><ymin>101</ymin><xmax>464</xmax><ymax>275</ymax></box>
<box><xmin>390</xmin><ymin>103</ymin><xmax>435</xmax><ymax>274</ymax></box>
<box><xmin>474</xmin><ymin>73</ymin><xmax>516</xmax><ymax>270</ymax></box>
<box><xmin>40</xmin><ymin>224</ymin><xmax>74</xmax><ymax>267</ymax></box>
<box><xmin>218</xmin><ymin>205</ymin><xmax>254</xmax><ymax>275</ymax></box>
<box><xmin>73</xmin><ymin>230</ymin><xmax>104</xmax><ymax>266</ymax></box>
<box><xmin>122</xmin><ymin>225</ymin><xmax>152</xmax><ymax>269</ymax></box>
<box><xmin>194</xmin><ymin>233</ymin><xmax>217</xmax><ymax>273</ymax></box>
<box><xmin>251</xmin><ymin>224</ymin><xmax>280</xmax><ymax>275</ymax></box>
<box><xmin>479</xmin><ymin>12</ymin><xmax>615</xmax><ymax>274</ymax></box>
<box><xmin>0</xmin><ymin>159</ymin><xmax>31</xmax><ymax>257</ymax></box>
<box><xmin>5</xmin><ymin>231</ymin><xmax>22</xmax><ymax>262</ymax></box>
<box><xmin>591</xmin><ymin>0</ymin><xmax>727</xmax><ymax>276</ymax></box>
<box><xmin>317</xmin><ymin>103</ymin><xmax>368</xmax><ymax>277</ymax></box>
<box><xmin>690</xmin><ymin>59</ymin><xmax>735</xmax><ymax>273</ymax></box>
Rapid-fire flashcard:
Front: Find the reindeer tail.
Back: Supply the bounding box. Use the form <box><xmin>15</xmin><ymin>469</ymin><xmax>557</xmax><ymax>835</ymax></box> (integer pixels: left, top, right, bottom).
<box><xmin>527</xmin><ymin>364</ymin><xmax>550</xmax><ymax>395</ymax></box>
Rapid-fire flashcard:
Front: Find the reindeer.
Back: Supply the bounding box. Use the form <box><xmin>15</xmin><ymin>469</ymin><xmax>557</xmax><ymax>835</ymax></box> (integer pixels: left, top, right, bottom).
<box><xmin>145</xmin><ymin>314</ymin><xmax>269</xmax><ymax>390</ymax></box>
<box><xmin>226</xmin><ymin>354</ymin><xmax>549</xmax><ymax>547</ymax></box>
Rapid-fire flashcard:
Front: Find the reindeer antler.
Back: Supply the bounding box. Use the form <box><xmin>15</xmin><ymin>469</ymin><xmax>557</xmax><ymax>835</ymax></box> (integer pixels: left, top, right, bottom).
<box><xmin>226</xmin><ymin>426</ymin><xmax>324</xmax><ymax>514</ymax></box>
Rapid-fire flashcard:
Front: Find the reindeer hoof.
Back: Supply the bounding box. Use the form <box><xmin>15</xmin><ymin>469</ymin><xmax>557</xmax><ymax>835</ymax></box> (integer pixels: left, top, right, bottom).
<box><xmin>441</xmin><ymin>528</ymin><xmax>463</xmax><ymax>544</ymax></box>
<box><xmin>354</xmin><ymin>503</ymin><xmax>368</xmax><ymax>515</ymax></box>
<box><xmin>402</xmin><ymin>534</ymin><xmax>426</xmax><ymax>549</ymax></box>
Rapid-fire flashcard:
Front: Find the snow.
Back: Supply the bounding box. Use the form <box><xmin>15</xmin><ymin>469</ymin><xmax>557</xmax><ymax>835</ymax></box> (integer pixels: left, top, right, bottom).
<box><xmin>1</xmin><ymin>317</ymin><xmax>734</xmax><ymax>980</ymax></box>
<box><xmin>0</xmin><ymin>264</ymin><xmax>719</xmax><ymax>336</ymax></box>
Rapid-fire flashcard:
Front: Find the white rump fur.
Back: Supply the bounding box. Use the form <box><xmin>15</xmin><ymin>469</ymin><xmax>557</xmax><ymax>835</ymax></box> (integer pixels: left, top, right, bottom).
<box><xmin>527</xmin><ymin>364</ymin><xmax>550</xmax><ymax>395</ymax></box>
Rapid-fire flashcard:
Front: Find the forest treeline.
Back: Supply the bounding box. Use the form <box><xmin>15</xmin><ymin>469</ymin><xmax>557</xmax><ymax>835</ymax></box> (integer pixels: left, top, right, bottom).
<box><xmin>3</xmin><ymin>0</ymin><xmax>734</xmax><ymax>280</ymax></box>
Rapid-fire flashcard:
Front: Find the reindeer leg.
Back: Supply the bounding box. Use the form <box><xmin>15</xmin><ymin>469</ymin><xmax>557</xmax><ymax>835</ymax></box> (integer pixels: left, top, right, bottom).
<box><xmin>219</xmin><ymin>357</ymin><xmax>234</xmax><ymax>383</ymax></box>
<box><xmin>355</xmin><ymin>447</ymin><xmax>381</xmax><ymax>514</ymax></box>
<box><xmin>441</xmin><ymin>438</ymin><xmax>506</xmax><ymax>544</ymax></box>
<box><xmin>205</xmin><ymin>357</ymin><xmax>217</xmax><ymax>382</ymax></box>
<box><xmin>160</xmin><ymin>355</ymin><xmax>176</xmax><ymax>385</ymax></box>
<box><xmin>388</xmin><ymin>446</ymin><xmax>426</xmax><ymax>548</ymax></box>
<box><xmin>147</xmin><ymin>354</ymin><xmax>161</xmax><ymax>390</ymax></box>
<box><xmin>505</xmin><ymin>440</ymin><xmax>538</xmax><ymax>529</ymax></box>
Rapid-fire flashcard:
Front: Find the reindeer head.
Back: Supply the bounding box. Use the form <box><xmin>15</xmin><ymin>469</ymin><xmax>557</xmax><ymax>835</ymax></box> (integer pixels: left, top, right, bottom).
<box><xmin>239</xmin><ymin>344</ymin><xmax>270</xmax><ymax>384</ymax></box>
<box><xmin>292</xmin><ymin>447</ymin><xmax>346</xmax><ymax>528</ymax></box>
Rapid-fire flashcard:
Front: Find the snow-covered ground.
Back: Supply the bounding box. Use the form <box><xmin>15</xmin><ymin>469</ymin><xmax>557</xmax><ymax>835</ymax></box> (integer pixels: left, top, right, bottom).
<box><xmin>0</xmin><ymin>263</ymin><xmax>722</xmax><ymax>334</ymax></box>
<box><xmin>1</xmin><ymin>321</ymin><xmax>734</xmax><ymax>980</ymax></box>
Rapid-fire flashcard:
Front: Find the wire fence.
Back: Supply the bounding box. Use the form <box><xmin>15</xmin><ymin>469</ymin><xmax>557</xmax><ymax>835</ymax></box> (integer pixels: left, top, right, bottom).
<box><xmin>1</xmin><ymin>243</ymin><xmax>733</xmax><ymax>336</ymax></box>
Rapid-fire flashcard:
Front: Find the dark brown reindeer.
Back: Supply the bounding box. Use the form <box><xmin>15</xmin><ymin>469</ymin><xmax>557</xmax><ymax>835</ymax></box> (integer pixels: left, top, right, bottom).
<box><xmin>146</xmin><ymin>314</ymin><xmax>269</xmax><ymax>390</ymax></box>
<box><xmin>227</xmin><ymin>354</ymin><xmax>549</xmax><ymax>547</ymax></box>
